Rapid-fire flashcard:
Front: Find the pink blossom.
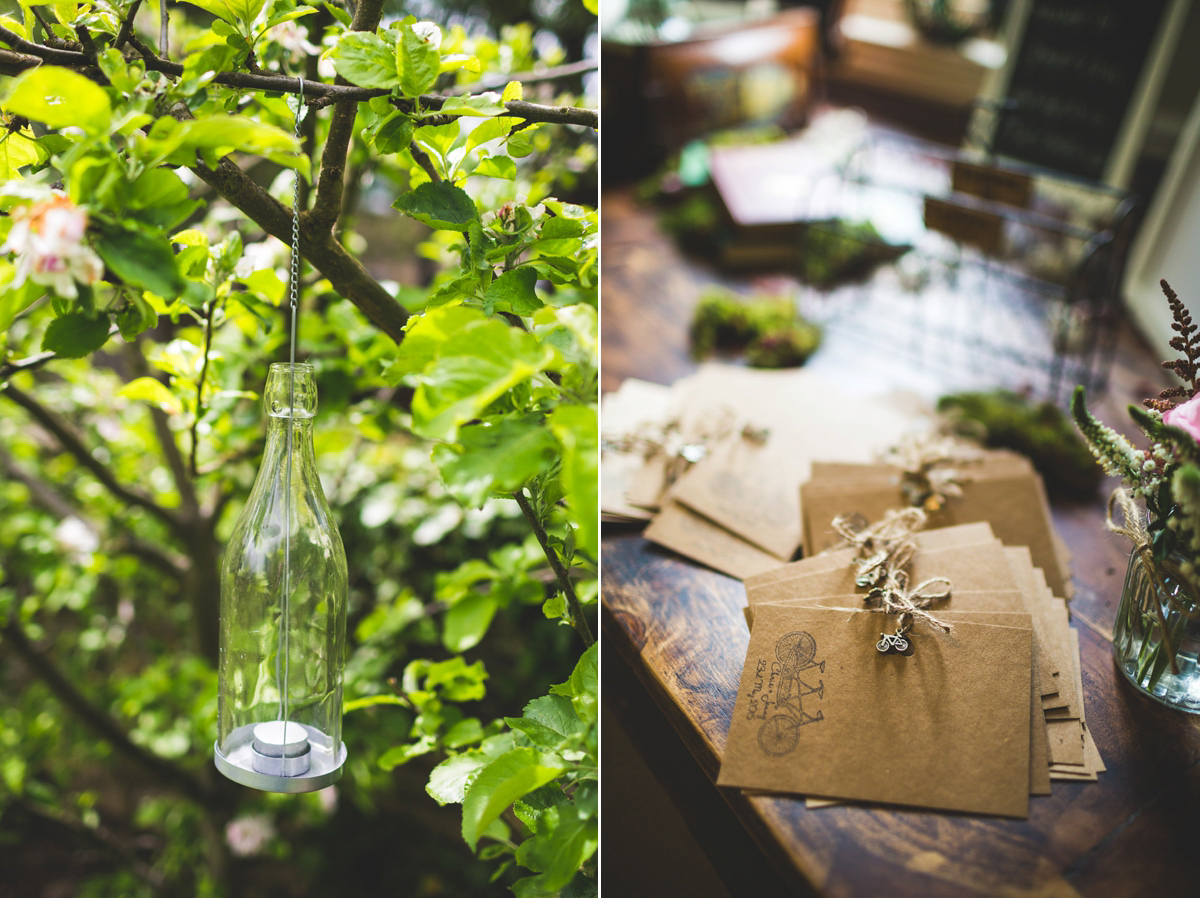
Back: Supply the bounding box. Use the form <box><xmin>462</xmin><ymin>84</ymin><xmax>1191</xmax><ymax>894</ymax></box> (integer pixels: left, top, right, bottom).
<box><xmin>1</xmin><ymin>192</ymin><xmax>103</xmax><ymax>298</ymax></box>
<box><xmin>1164</xmin><ymin>394</ymin><xmax>1200</xmax><ymax>442</ymax></box>
<box><xmin>225</xmin><ymin>814</ymin><xmax>276</xmax><ymax>857</ymax></box>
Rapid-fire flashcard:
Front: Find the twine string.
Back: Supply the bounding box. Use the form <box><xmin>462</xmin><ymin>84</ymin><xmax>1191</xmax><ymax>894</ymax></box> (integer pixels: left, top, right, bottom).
<box><xmin>829</xmin><ymin>507</ymin><xmax>953</xmax><ymax>639</ymax></box>
<box><xmin>880</xmin><ymin>432</ymin><xmax>983</xmax><ymax>512</ymax></box>
<box><xmin>602</xmin><ymin>408</ymin><xmax>769</xmax><ymax>486</ymax></box>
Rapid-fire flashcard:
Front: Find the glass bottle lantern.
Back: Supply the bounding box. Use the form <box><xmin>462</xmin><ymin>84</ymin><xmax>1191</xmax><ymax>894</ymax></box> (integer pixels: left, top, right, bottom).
<box><xmin>214</xmin><ymin>362</ymin><xmax>349</xmax><ymax>792</ymax></box>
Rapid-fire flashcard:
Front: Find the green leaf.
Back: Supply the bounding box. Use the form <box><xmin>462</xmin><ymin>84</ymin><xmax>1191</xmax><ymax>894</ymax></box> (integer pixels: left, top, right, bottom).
<box><xmin>394</xmin><ymin>182</ymin><xmax>478</xmax><ymax>232</ymax></box>
<box><xmin>411</xmin><ymin>318</ymin><xmax>555</xmax><ymax>441</ymax></box>
<box><xmin>118</xmin><ymin>377</ymin><xmax>182</xmax><ymax>415</ymax></box>
<box><xmin>344</xmin><ymin>694</ymin><xmax>409</xmax><ymax>712</ymax></box>
<box><xmin>426</xmin><ymin>656</ymin><xmax>488</xmax><ymax>701</ymax></box>
<box><xmin>383</xmin><ymin>305</ymin><xmax>482</xmax><ymax>385</ymax></box>
<box><xmin>0</xmin><ymin>129</ymin><xmax>39</xmax><ymax>180</ymax></box>
<box><xmin>95</xmin><ymin>226</ymin><xmax>186</xmax><ymax>299</ymax></box>
<box><xmin>373</xmin><ymin>112</ymin><xmax>415</xmax><ymax>155</ymax></box>
<box><xmin>549</xmin><ymin>404</ymin><xmax>598</xmax><ymax>559</ymax></box>
<box><xmin>581</xmin><ymin>0</ymin><xmax>597</xmax><ymax>12</ymax></box>
<box><xmin>397</xmin><ymin>23</ymin><xmax>442</xmax><ymax>97</ymax></box>
<box><xmin>444</xmin><ymin>716</ymin><xmax>485</xmax><ymax>748</ymax></box>
<box><xmin>465</xmin><ymin>116</ymin><xmax>520</xmax><ymax>153</ymax></box>
<box><xmin>183</xmin><ymin>0</ymin><xmax>267</xmax><ymax>28</ymax></box>
<box><xmin>461</xmin><ymin>748</ymin><xmax>566</xmax><ymax>850</ymax></box>
<box><xmin>516</xmin><ymin>809</ymin><xmax>597</xmax><ymax>891</ymax></box>
<box><xmin>443</xmin><ymin>593</ymin><xmax>498</xmax><ymax>652</ymax></box>
<box><xmin>0</xmin><ymin>267</ymin><xmax>39</xmax><ymax>332</ymax></box>
<box><xmin>484</xmin><ymin>267</ymin><xmax>541</xmax><ymax>315</ymax></box>
<box><xmin>331</xmin><ymin>31</ymin><xmax>401</xmax><ymax>89</ymax></box>
<box><xmin>551</xmin><ymin>644</ymin><xmax>597</xmax><ymax>725</ymax></box>
<box><xmin>474</xmin><ymin>155</ymin><xmax>517</xmax><ymax>181</ymax></box>
<box><xmin>505</xmin><ymin>694</ymin><xmax>581</xmax><ymax>749</ymax></box>
<box><xmin>41</xmin><ymin>312</ymin><xmax>110</xmax><ymax>358</ymax></box>
<box><xmin>437</xmin><ymin>93</ymin><xmax>509</xmax><ymax>118</ymax></box>
<box><xmin>4</xmin><ymin>67</ymin><xmax>111</xmax><ymax>135</ymax></box>
<box><xmin>433</xmin><ymin>414</ymin><xmax>558</xmax><ymax>506</ymax></box>
<box><xmin>427</xmin><ymin>752</ymin><xmax>488</xmax><ymax>806</ymax></box>
<box><xmin>379</xmin><ymin>735</ymin><xmax>438</xmax><ymax>769</ymax></box>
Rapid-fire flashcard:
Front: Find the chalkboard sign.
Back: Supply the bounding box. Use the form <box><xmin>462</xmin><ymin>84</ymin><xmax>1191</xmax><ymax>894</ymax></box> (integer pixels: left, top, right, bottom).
<box><xmin>992</xmin><ymin>0</ymin><xmax>1171</xmax><ymax>183</ymax></box>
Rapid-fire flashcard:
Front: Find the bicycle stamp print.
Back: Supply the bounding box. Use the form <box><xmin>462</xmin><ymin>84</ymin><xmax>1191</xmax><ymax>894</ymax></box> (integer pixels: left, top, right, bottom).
<box><xmin>748</xmin><ymin>630</ymin><xmax>825</xmax><ymax>756</ymax></box>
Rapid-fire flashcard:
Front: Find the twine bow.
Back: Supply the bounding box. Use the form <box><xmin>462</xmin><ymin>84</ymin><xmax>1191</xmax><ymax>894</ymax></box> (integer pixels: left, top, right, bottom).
<box><xmin>1106</xmin><ymin>488</ymin><xmax>1200</xmax><ymax>674</ymax></box>
<box><xmin>602</xmin><ymin>408</ymin><xmax>769</xmax><ymax>487</ymax></box>
<box><xmin>880</xmin><ymin>433</ymin><xmax>983</xmax><ymax>512</ymax></box>
<box><xmin>830</xmin><ymin>508</ymin><xmax>953</xmax><ymax>639</ymax></box>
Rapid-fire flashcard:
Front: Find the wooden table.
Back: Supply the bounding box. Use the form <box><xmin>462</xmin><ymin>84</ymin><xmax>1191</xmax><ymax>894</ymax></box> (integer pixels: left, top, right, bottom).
<box><xmin>601</xmin><ymin>186</ymin><xmax>1200</xmax><ymax>896</ymax></box>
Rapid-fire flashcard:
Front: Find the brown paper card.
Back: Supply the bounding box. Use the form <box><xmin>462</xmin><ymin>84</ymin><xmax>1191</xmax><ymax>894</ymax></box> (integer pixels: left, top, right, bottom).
<box><xmin>601</xmin><ymin>378</ymin><xmax>679</xmax><ymax>517</ymax></box>
<box><xmin>718</xmin><ymin>604</ymin><xmax>1031</xmax><ymax>817</ymax></box>
<box><xmin>800</xmin><ymin>453</ymin><xmax>1072</xmax><ymax>598</ymax></box>
<box><xmin>644</xmin><ymin>501</ymin><xmax>785</xmax><ymax>580</ymax></box>
<box><xmin>746</xmin><ymin>541</ymin><xmax>1022</xmax><ymax>608</ymax></box>
<box><xmin>744</xmin><ymin>522</ymin><xmax>998</xmax><ymax>591</ymax></box>
<box><xmin>669</xmin><ymin>366</ymin><xmax>917</xmax><ymax>560</ymax></box>
<box><xmin>1046</xmin><ymin>718</ymin><xmax>1085</xmax><ymax>766</ymax></box>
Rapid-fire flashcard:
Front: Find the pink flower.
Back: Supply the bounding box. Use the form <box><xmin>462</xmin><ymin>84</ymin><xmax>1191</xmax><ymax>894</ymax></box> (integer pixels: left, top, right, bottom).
<box><xmin>225</xmin><ymin>814</ymin><xmax>276</xmax><ymax>857</ymax></box>
<box><xmin>0</xmin><ymin>192</ymin><xmax>103</xmax><ymax>298</ymax></box>
<box><xmin>1164</xmin><ymin>394</ymin><xmax>1200</xmax><ymax>442</ymax></box>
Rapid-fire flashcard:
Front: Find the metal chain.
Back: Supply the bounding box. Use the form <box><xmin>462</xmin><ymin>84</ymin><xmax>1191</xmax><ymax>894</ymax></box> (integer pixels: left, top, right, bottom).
<box><xmin>279</xmin><ymin>76</ymin><xmax>304</xmax><ymax>740</ymax></box>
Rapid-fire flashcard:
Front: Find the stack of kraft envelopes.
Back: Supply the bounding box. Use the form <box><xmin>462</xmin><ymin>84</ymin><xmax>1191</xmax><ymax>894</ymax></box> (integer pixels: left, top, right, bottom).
<box><xmin>721</xmin><ymin>520</ymin><xmax>1102</xmax><ymax>817</ymax></box>
<box><xmin>601</xmin><ymin>365</ymin><xmax>918</xmax><ymax>577</ymax></box>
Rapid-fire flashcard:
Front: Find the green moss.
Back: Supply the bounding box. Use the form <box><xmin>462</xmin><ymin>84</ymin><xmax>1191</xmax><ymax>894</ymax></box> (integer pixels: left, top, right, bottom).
<box><xmin>690</xmin><ymin>288</ymin><xmax>822</xmax><ymax>368</ymax></box>
<box><xmin>797</xmin><ymin>219</ymin><xmax>911</xmax><ymax>289</ymax></box>
<box><xmin>937</xmin><ymin>390</ymin><xmax>1104</xmax><ymax>501</ymax></box>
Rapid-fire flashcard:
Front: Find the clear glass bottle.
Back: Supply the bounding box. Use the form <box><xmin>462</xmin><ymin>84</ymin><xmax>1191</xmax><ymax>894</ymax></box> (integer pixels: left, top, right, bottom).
<box><xmin>214</xmin><ymin>363</ymin><xmax>349</xmax><ymax>791</ymax></box>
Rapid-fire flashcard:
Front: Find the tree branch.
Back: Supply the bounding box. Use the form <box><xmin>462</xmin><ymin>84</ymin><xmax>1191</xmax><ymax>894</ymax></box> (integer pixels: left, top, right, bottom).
<box><xmin>0</xmin><ymin>616</ymin><xmax>218</xmax><ymax>810</ymax></box>
<box><xmin>0</xmin><ymin>29</ymin><xmax>598</xmax><ymax>132</ymax></box>
<box><xmin>191</xmin><ymin>301</ymin><xmax>216</xmax><ymax>478</ymax></box>
<box><xmin>125</xmin><ymin>341</ymin><xmax>200</xmax><ymax>518</ymax></box>
<box><xmin>0</xmin><ymin>445</ymin><xmax>187</xmax><ymax>578</ymax></box>
<box><xmin>0</xmin><ymin>25</ymin><xmax>88</xmax><ymax>65</ymax></box>
<box><xmin>1</xmin><ymin>382</ymin><xmax>185</xmax><ymax>536</ymax></box>
<box><xmin>512</xmin><ymin>490</ymin><xmax>594</xmax><ymax>646</ymax></box>
<box><xmin>0</xmin><ymin>350</ymin><xmax>56</xmax><ymax>384</ymax></box>
<box><xmin>114</xmin><ymin>0</ymin><xmax>143</xmax><ymax>50</ymax></box>
<box><xmin>190</xmin><ymin>151</ymin><xmax>409</xmax><ymax>341</ymax></box>
<box><xmin>309</xmin><ymin>0</ymin><xmax>384</xmax><ymax>230</ymax></box>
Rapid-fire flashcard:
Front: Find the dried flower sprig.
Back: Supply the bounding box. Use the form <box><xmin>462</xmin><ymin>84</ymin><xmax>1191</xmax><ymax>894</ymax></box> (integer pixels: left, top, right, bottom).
<box><xmin>1146</xmin><ymin>279</ymin><xmax>1200</xmax><ymax>411</ymax></box>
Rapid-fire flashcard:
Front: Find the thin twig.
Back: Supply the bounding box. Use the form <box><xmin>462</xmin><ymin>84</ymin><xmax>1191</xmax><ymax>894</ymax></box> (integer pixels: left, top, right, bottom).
<box><xmin>114</xmin><ymin>0</ymin><xmax>143</xmax><ymax>50</ymax></box>
<box><xmin>159</xmin><ymin>0</ymin><xmax>168</xmax><ymax>57</ymax></box>
<box><xmin>1</xmin><ymin>382</ymin><xmax>185</xmax><ymax>536</ymax></box>
<box><xmin>408</xmin><ymin>143</ymin><xmax>442</xmax><ymax>183</ymax></box>
<box><xmin>0</xmin><ymin>350</ymin><xmax>56</xmax><ymax>384</ymax></box>
<box><xmin>0</xmin><ymin>616</ymin><xmax>218</xmax><ymax>810</ymax></box>
<box><xmin>512</xmin><ymin>490</ymin><xmax>594</xmax><ymax>646</ymax></box>
<box><xmin>0</xmin><ymin>445</ymin><xmax>186</xmax><ymax>577</ymax></box>
<box><xmin>191</xmin><ymin>301</ymin><xmax>216</xmax><ymax>478</ymax></box>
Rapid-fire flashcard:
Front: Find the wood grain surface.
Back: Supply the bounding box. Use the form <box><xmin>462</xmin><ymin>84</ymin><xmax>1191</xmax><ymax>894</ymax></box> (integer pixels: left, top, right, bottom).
<box><xmin>601</xmin><ymin>180</ymin><xmax>1200</xmax><ymax>895</ymax></box>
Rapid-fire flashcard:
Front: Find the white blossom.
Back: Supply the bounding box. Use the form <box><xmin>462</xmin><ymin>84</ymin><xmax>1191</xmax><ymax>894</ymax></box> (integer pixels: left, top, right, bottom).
<box><xmin>0</xmin><ymin>192</ymin><xmax>103</xmax><ymax>299</ymax></box>
<box><xmin>225</xmin><ymin>814</ymin><xmax>276</xmax><ymax>857</ymax></box>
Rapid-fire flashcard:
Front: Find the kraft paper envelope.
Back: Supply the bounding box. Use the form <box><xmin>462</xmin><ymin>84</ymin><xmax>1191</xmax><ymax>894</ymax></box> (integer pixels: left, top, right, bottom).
<box><xmin>800</xmin><ymin>453</ymin><xmax>1072</xmax><ymax>598</ymax></box>
<box><xmin>718</xmin><ymin>604</ymin><xmax>1032</xmax><ymax>817</ymax></box>
<box><xmin>666</xmin><ymin>366</ymin><xmax>918</xmax><ymax>560</ymax></box>
<box><xmin>745</xmin><ymin>541</ymin><xmax>1022</xmax><ymax>608</ymax></box>
<box><xmin>600</xmin><ymin>377</ymin><xmax>680</xmax><ymax>517</ymax></box>
<box><xmin>743</xmin><ymin>522</ymin><xmax>998</xmax><ymax>590</ymax></box>
<box><xmin>644</xmin><ymin>501</ymin><xmax>785</xmax><ymax>580</ymax></box>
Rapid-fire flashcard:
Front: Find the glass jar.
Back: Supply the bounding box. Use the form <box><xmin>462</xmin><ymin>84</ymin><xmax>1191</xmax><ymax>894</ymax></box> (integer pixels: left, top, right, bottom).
<box><xmin>1112</xmin><ymin>547</ymin><xmax>1200</xmax><ymax>713</ymax></box>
